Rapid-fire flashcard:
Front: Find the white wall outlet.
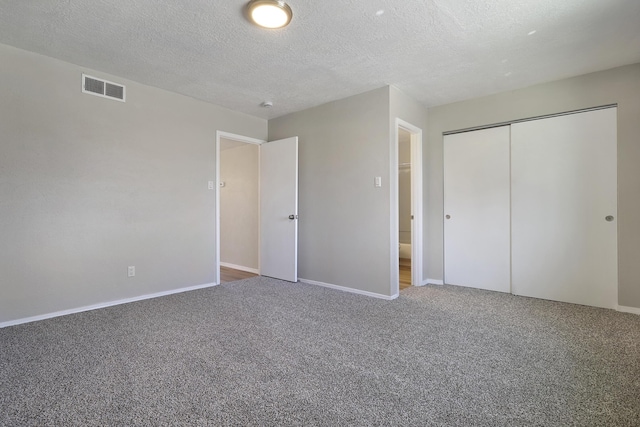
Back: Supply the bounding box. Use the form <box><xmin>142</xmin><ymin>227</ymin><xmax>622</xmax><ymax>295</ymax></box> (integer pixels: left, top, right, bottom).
<box><xmin>127</xmin><ymin>266</ymin><xmax>135</xmax><ymax>277</ymax></box>
<box><xmin>208</xmin><ymin>181</ymin><xmax>214</xmax><ymax>190</ymax></box>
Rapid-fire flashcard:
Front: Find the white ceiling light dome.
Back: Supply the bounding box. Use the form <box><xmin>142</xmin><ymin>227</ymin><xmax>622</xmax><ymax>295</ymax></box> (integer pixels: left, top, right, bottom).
<box><xmin>247</xmin><ymin>0</ymin><xmax>293</xmax><ymax>29</ymax></box>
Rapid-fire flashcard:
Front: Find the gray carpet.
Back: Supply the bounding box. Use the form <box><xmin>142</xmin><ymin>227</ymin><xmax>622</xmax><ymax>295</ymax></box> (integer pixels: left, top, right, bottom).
<box><xmin>1</xmin><ymin>278</ymin><xmax>639</xmax><ymax>426</ymax></box>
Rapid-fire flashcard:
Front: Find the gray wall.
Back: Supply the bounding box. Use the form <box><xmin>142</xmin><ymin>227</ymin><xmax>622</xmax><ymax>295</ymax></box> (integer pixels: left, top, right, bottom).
<box><xmin>427</xmin><ymin>63</ymin><xmax>640</xmax><ymax>309</ymax></box>
<box><xmin>220</xmin><ymin>143</ymin><xmax>259</xmax><ymax>270</ymax></box>
<box><xmin>269</xmin><ymin>87</ymin><xmax>392</xmax><ymax>295</ymax></box>
<box><xmin>0</xmin><ymin>43</ymin><xmax>267</xmax><ymax>323</ymax></box>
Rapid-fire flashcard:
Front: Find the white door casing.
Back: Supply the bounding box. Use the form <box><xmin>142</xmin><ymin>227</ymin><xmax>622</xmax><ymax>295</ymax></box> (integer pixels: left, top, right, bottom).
<box><xmin>409</xmin><ymin>123</ymin><xmax>424</xmax><ymax>289</ymax></box>
<box><xmin>510</xmin><ymin>108</ymin><xmax>618</xmax><ymax>309</ymax></box>
<box><xmin>391</xmin><ymin>119</ymin><xmax>423</xmax><ymax>295</ymax></box>
<box><xmin>260</xmin><ymin>137</ymin><xmax>299</xmax><ymax>282</ymax></box>
<box><xmin>444</xmin><ymin>126</ymin><xmax>511</xmax><ymax>293</ymax></box>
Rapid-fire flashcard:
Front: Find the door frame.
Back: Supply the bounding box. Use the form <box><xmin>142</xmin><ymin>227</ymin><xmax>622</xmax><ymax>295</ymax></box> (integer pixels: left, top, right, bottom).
<box><xmin>215</xmin><ymin>131</ymin><xmax>265</xmax><ymax>285</ymax></box>
<box><xmin>391</xmin><ymin>119</ymin><xmax>424</xmax><ymax>295</ymax></box>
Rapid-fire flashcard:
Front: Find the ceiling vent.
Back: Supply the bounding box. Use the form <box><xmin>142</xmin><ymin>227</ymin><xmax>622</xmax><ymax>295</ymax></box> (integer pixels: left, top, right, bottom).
<box><xmin>82</xmin><ymin>74</ymin><xmax>126</xmax><ymax>102</ymax></box>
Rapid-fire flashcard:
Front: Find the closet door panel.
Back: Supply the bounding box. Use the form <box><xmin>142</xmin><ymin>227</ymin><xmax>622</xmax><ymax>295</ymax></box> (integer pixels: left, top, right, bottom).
<box><xmin>444</xmin><ymin>126</ymin><xmax>511</xmax><ymax>293</ymax></box>
<box><xmin>511</xmin><ymin>108</ymin><xmax>617</xmax><ymax>309</ymax></box>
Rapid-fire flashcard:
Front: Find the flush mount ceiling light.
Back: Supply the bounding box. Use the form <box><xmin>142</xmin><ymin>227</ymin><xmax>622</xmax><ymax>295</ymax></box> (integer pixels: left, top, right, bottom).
<box><xmin>247</xmin><ymin>0</ymin><xmax>292</xmax><ymax>29</ymax></box>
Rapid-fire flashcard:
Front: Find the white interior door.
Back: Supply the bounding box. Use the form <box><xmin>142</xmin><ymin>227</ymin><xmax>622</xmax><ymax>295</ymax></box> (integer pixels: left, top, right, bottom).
<box><xmin>260</xmin><ymin>137</ymin><xmax>298</xmax><ymax>282</ymax></box>
<box><xmin>511</xmin><ymin>108</ymin><xmax>617</xmax><ymax>309</ymax></box>
<box><xmin>444</xmin><ymin>126</ymin><xmax>511</xmax><ymax>292</ymax></box>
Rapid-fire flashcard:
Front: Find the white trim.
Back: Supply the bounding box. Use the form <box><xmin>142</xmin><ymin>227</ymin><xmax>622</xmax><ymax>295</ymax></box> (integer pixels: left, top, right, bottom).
<box><xmin>426</xmin><ymin>278</ymin><xmax>444</xmax><ymax>285</ymax></box>
<box><xmin>217</xmin><ymin>131</ymin><xmax>265</xmax><ymax>146</ymax></box>
<box><xmin>390</xmin><ymin>123</ymin><xmax>399</xmax><ymax>295</ymax></box>
<box><xmin>215</xmin><ymin>131</ymin><xmax>265</xmax><ymax>285</ymax></box>
<box><xmin>408</xmin><ymin>122</ymin><xmax>424</xmax><ymax>290</ymax></box>
<box><xmin>617</xmin><ymin>305</ymin><xmax>640</xmax><ymax>315</ymax></box>
<box><xmin>391</xmin><ymin>119</ymin><xmax>424</xmax><ymax>295</ymax></box>
<box><xmin>220</xmin><ymin>262</ymin><xmax>259</xmax><ymax>274</ymax></box>
<box><xmin>299</xmin><ymin>278</ymin><xmax>399</xmax><ymax>300</ymax></box>
<box><xmin>0</xmin><ymin>282</ymin><xmax>218</xmax><ymax>328</ymax></box>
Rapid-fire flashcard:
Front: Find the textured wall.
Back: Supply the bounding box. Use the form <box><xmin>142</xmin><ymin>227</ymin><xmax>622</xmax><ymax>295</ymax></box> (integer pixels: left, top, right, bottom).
<box><xmin>220</xmin><ymin>143</ymin><xmax>259</xmax><ymax>270</ymax></box>
<box><xmin>0</xmin><ymin>44</ymin><xmax>267</xmax><ymax>323</ymax></box>
<box><xmin>427</xmin><ymin>63</ymin><xmax>640</xmax><ymax>309</ymax></box>
<box><xmin>269</xmin><ymin>88</ymin><xmax>392</xmax><ymax>296</ymax></box>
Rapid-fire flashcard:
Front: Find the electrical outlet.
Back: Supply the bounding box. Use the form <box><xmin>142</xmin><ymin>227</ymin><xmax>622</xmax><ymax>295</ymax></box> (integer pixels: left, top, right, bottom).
<box><xmin>128</xmin><ymin>266</ymin><xmax>135</xmax><ymax>277</ymax></box>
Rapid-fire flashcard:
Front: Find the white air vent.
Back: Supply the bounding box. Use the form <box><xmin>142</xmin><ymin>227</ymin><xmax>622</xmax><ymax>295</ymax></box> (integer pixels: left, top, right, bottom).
<box><xmin>82</xmin><ymin>74</ymin><xmax>126</xmax><ymax>102</ymax></box>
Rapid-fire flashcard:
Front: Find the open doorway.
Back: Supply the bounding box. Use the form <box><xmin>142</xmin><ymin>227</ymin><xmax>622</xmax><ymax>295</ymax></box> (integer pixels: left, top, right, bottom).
<box><xmin>398</xmin><ymin>128</ymin><xmax>412</xmax><ymax>290</ymax></box>
<box><xmin>215</xmin><ymin>132</ymin><xmax>300</xmax><ymax>285</ymax></box>
<box><xmin>392</xmin><ymin>119</ymin><xmax>423</xmax><ymax>295</ymax></box>
<box><xmin>215</xmin><ymin>132</ymin><xmax>264</xmax><ymax>284</ymax></box>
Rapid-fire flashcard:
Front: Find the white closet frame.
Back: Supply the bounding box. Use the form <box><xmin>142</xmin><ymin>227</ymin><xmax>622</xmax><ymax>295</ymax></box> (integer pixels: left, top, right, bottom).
<box><xmin>443</xmin><ymin>105</ymin><xmax>618</xmax><ymax>309</ymax></box>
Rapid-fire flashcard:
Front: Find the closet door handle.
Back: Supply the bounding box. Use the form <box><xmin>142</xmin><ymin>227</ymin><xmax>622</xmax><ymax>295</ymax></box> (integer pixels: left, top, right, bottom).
<box><xmin>605</xmin><ymin>215</ymin><xmax>614</xmax><ymax>222</ymax></box>
<box><xmin>445</xmin><ymin>215</ymin><xmax>451</xmax><ymax>219</ymax></box>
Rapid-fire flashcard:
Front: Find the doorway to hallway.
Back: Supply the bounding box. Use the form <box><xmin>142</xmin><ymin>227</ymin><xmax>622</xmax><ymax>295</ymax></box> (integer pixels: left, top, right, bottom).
<box><xmin>392</xmin><ymin>119</ymin><xmax>423</xmax><ymax>295</ymax></box>
<box><xmin>215</xmin><ymin>131</ymin><xmax>299</xmax><ymax>284</ymax></box>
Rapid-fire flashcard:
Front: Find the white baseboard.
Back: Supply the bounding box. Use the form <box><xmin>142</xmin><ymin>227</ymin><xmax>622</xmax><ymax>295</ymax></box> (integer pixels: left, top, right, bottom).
<box><xmin>220</xmin><ymin>262</ymin><xmax>259</xmax><ymax>274</ymax></box>
<box><xmin>0</xmin><ymin>282</ymin><xmax>218</xmax><ymax>329</ymax></box>
<box><xmin>415</xmin><ymin>279</ymin><xmax>429</xmax><ymax>287</ymax></box>
<box><xmin>617</xmin><ymin>305</ymin><xmax>640</xmax><ymax>315</ymax></box>
<box><xmin>426</xmin><ymin>278</ymin><xmax>444</xmax><ymax>285</ymax></box>
<box><xmin>299</xmin><ymin>278</ymin><xmax>398</xmax><ymax>300</ymax></box>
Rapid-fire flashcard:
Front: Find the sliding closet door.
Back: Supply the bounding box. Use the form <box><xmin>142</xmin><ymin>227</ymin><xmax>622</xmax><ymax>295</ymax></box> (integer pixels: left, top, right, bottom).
<box><xmin>511</xmin><ymin>108</ymin><xmax>617</xmax><ymax>309</ymax></box>
<box><xmin>444</xmin><ymin>126</ymin><xmax>511</xmax><ymax>293</ymax></box>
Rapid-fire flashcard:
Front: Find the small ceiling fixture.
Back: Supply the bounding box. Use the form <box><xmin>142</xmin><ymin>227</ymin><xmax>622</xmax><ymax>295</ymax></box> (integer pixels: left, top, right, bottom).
<box><xmin>247</xmin><ymin>0</ymin><xmax>292</xmax><ymax>29</ymax></box>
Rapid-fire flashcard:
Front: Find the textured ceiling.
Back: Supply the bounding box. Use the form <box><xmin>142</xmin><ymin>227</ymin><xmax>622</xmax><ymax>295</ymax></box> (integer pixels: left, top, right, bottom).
<box><xmin>0</xmin><ymin>0</ymin><xmax>639</xmax><ymax>119</ymax></box>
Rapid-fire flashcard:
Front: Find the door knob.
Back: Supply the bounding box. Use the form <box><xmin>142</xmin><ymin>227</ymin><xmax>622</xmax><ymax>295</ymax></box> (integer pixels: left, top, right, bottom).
<box><xmin>605</xmin><ymin>215</ymin><xmax>614</xmax><ymax>222</ymax></box>
<box><xmin>445</xmin><ymin>214</ymin><xmax>451</xmax><ymax>219</ymax></box>
<box><xmin>289</xmin><ymin>214</ymin><xmax>297</xmax><ymax>220</ymax></box>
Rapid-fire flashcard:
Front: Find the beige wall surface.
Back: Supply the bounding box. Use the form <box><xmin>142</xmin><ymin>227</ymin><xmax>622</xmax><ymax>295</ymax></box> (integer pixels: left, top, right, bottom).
<box><xmin>220</xmin><ymin>142</ymin><xmax>259</xmax><ymax>270</ymax></box>
<box><xmin>0</xmin><ymin>43</ymin><xmax>267</xmax><ymax>323</ymax></box>
<box><xmin>269</xmin><ymin>87</ymin><xmax>392</xmax><ymax>296</ymax></box>
<box><xmin>427</xmin><ymin>63</ymin><xmax>640</xmax><ymax>308</ymax></box>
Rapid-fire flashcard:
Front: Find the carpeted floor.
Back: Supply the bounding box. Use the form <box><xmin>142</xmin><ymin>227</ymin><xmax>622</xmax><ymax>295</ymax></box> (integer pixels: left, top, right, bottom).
<box><xmin>1</xmin><ymin>277</ymin><xmax>639</xmax><ymax>426</ymax></box>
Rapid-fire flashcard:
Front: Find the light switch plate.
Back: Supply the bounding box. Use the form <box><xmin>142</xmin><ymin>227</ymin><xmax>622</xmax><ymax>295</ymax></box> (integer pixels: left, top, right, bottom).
<box><xmin>375</xmin><ymin>176</ymin><xmax>382</xmax><ymax>187</ymax></box>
